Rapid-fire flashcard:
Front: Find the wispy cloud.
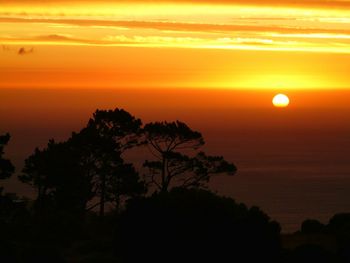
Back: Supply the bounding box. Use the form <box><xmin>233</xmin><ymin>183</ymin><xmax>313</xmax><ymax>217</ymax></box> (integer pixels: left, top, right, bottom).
<box><xmin>1</xmin><ymin>1</ymin><xmax>350</xmax><ymax>53</ymax></box>
<box><xmin>1</xmin><ymin>17</ymin><xmax>350</xmax><ymax>35</ymax></box>
<box><xmin>1</xmin><ymin>0</ymin><xmax>350</xmax><ymax>9</ymax></box>
<box><xmin>1</xmin><ymin>33</ymin><xmax>349</xmax><ymax>54</ymax></box>
<box><xmin>35</xmin><ymin>34</ymin><xmax>105</xmax><ymax>44</ymax></box>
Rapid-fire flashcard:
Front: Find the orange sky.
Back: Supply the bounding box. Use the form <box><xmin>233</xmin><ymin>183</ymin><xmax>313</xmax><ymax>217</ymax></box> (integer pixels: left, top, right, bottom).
<box><xmin>1</xmin><ymin>0</ymin><xmax>350</xmax><ymax>90</ymax></box>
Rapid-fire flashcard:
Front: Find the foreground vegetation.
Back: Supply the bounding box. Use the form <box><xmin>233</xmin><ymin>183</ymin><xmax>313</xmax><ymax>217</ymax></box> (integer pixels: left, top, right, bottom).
<box><xmin>1</xmin><ymin>108</ymin><xmax>350</xmax><ymax>262</ymax></box>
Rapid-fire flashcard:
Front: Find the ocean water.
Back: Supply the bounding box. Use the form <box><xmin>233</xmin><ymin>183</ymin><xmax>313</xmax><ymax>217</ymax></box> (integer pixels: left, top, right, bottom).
<box><xmin>202</xmin><ymin>109</ymin><xmax>350</xmax><ymax>232</ymax></box>
<box><xmin>1</xmin><ymin>88</ymin><xmax>350</xmax><ymax>233</ymax></box>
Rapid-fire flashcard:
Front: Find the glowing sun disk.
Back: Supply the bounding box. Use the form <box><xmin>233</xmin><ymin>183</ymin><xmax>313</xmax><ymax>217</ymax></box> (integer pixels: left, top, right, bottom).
<box><xmin>273</xmin><ymin>94</ymin><xmax>290</xmax><ymax>108</ymax></box>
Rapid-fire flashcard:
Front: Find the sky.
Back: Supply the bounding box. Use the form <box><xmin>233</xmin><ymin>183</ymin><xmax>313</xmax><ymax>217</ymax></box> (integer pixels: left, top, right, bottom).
<box><xmin>1</xmin><ymin>0</ymin><xmax>350</xmax><ymax>90</ymax></box>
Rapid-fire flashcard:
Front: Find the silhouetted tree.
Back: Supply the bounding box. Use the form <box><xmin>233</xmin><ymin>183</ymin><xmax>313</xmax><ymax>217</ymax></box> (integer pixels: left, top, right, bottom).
<box><xmin>20</xmin><ymin>109</ymin><xmax>145</xmax><ymax>216</ymax></box>
<box><xmin>72</xmin><ymin>125</ymin><xmax>145</xmax><ymax>215</ymax></box>
<box><xmin>88</xmin><ymin>108</ymin><xmax>142</xmax><ymax>152</ymax></box>
<box><xmin>0</xmin><ymin>133</ymin><xmax>28</xmax><ymax>263</ymax></box>
<box><xmin>20</xmin><ymin>139</ymin><xmax>94</xmax><ymax>215</ymax></box>
<box><xmin>0</xmin><ymin>133</ymin><xmax>14</xmax><ymax>182</ymax></box>
<box><xmin>143</xmin><ymin>121</ymin><xmax>236</xmax><ymax>192</ymax></box>
<box><xmin>85</xmin><ymin>108</ymin><xmax>143</xmax><ymax>215</ymax></box>
<box><xmin>67</xmin><ymin>126</ymin><xmax>123</xmax><ymax>216</ymax></box>
<box><xmin>327</xmin><ymin>213</ymin><xmax>350</xmax><ymax>262</ymax></box>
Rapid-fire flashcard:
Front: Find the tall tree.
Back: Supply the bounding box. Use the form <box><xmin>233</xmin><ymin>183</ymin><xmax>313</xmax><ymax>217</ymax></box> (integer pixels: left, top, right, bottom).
<box><xmin>143</xmin><ymin>121</ymin><xmax>236</xmax><ymax>192</ymax></box>
<box><xmin>86</xmin><ymin>108</ymin><xmax>143</xmax><ymax>215</ymax></box>
<box><xmin>20</xmin><ymin>109</ymin><xmax>145</xmax><ymax>216</ymax></box>
<box><xmin>68</xmin><ymin>126</ymin><xmax>121</xmax><ymax>216</ymax></box>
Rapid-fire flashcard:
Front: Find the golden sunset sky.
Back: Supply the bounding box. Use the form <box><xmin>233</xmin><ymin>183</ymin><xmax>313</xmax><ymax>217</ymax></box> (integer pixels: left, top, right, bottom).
<box><xmin>1</xmin><ymin>0</ymin><xmax>350</xmax><ymax>90</ymax></box>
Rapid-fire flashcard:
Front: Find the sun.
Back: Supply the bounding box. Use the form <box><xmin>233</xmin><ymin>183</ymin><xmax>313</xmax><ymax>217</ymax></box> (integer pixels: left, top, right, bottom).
<box><xmin>272</xmin><ymin>94</ymin><xmax>290</xmax><ymax>108</ymax></box>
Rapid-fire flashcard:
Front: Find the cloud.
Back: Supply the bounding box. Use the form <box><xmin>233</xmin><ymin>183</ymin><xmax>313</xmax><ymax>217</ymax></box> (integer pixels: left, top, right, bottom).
<box><xmin>103</xmin><ymin>35</ymin><xmax>204</xmax><ymax>45</ymax></box>
<box><xmin>18</xmin><ymin>47</ymin><xmax>34</xmax><ymax>55</ymax></box>
<box><xmin>36</xmin><ymin>34</ymin><xmax>73</xmax><ymax>41</ymax></box>
<box><xmin>2</xmin><ymin>33</ymin><xmax>349</xmax><ymax>54</ymax></box>
<box><xmin>35</xmin><ymin>34</ymin><xmax>98</xmax><ymax>43</ymax></box>
<box><xmin>1</xmin><ymin>0</ymin><xmax>350</xmax><ymax>9</ymax></box>
<box><xmin>1</xmin><ymin>3</ymin><xmax>349</xmax><ymax>54</ymax></box>
<box><xmin>1</xmin><ymin>17</ymin><xmax>350</xmax><ymax>36</ymax></box>
<box><xmin>0</xmin><ymin>34</ymin><xmax>109</xmax><ymax>46</ymax></box>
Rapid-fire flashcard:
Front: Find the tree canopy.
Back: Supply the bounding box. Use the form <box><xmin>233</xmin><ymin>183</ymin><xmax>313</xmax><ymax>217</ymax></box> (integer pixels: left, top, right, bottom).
<box><xmin>19</xmin><ymin>109</ymin><xmax>236</xmax><ymax>216</ymax></box>
<box><xmin>143</xmin><ymin>121</ymin><xmax>237</xmax><ymax>192</ymax></box>
<box><xmin>20</xmin><ymin>109</ymin><xmax>145</xmax><ymax>216</ymax></box>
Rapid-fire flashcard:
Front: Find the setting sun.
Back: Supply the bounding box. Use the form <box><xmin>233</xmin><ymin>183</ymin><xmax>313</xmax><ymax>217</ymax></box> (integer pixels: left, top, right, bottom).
<box><xmin>272</xmin><ymin>94</ymin><xmax>290</xmax><ymax>108</ymax></box>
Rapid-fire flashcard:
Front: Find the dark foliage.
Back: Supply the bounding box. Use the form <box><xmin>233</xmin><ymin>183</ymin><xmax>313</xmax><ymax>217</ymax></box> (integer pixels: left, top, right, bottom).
<box><xmin>86</xmin><ymin>108</ymin><xmax>144</xmax><ymax>215</ymax></box>
<box><xmin>143</xmin><ymin>121</ymin><xmax>237</xmax><ymax>192</ymax></box>
<box><xmin>0</xmin><ymin>133</ymin><xmax>15</xmax><ymax>180</ymax></box>
<box><xmin>19</xmin><ymin>109</ymin><xmax>145</xmax><ymax>217</ymax></box>
<box><xmin>301</xmin><ymin>219</ymin><xmax>325</xmax><ymax>234</ymax></box>
<box><xmin>20</xmin><ymin>139</ymin><xmax>94</xmax><ymax>216</ymax></box>
<box><xmin>116</xmin><ymin>188</ymin><xmax>281</xmax><ymax>263</ymax></box>
<box><xmin>88</xmin><ymin>108</ymin><xmax>143</xmax><ymax>152</ymax></box>
<box><xmin>327</xmin><ymin>213</ymin><xmax>350</xmax><ymax>262</ymax></box>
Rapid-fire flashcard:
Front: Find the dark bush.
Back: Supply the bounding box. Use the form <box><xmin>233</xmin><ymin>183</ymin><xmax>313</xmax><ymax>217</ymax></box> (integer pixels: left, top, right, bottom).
<box><xmin>301</xmin><ymin>219</ymin><xmax>325</xmax><ymax>234</ymax></box>
<box><xmin>115</xmin><ymin>188</ymin><xmax>281</xmax><ymax>263</ymax></box>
